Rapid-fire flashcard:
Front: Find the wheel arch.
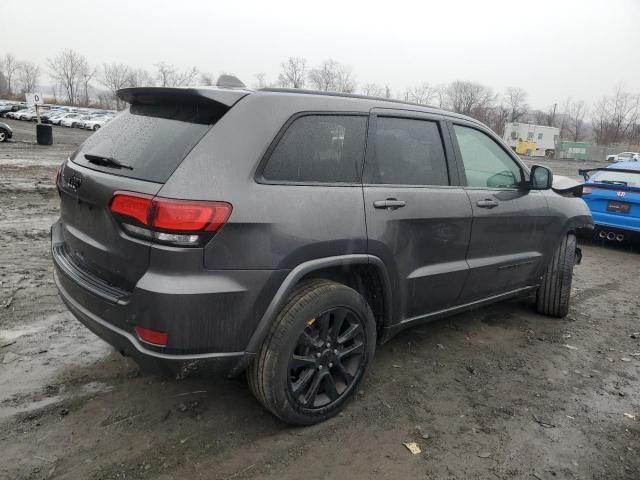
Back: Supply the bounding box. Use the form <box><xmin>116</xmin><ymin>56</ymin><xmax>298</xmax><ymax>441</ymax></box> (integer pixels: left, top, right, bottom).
<box><xmin>229</xmin><ymin>254</ymin><xmax>393</xmax><ymax>377</ymax></box>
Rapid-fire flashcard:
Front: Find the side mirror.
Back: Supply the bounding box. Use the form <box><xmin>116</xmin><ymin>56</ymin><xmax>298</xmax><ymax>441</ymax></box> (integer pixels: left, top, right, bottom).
<box><xmin>529</xmin><ymin>165</ymin><xmax>553</xmax><ymax>190</ymax></box>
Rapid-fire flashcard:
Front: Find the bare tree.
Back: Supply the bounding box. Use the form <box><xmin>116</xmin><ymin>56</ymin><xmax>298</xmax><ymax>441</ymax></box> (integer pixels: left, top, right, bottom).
<box><xmin>253</xmin><ymin>73</ymin><xmax>269</xmax><ymax>89</ymax></box>
<box><xmin>384</xmin><ymin>84</ymin><xmax>391</xmax><ymax>99</ymax></box>
<box><xmin>486</xmin><ymin>105</ymin><xmax>510</xmax><ymax>136</ymax></box>
<box><xmin>362</xmin><ymin>83</ymin><xmax>385</xmax><ymax>97</ymax></box>
<box><xmin>308</xmin><ymin>59</ymin><xmax>339</xmax><ymax>91</ymax></box>
<box><xmin>155</xmin><ymin>62</ymin><xmax>198</xmax><ymax>87</ymax></box>
<box><xmin>176</xmin><ymin>66</ymin><xmax>199</xmax><ymax>86</ymax></box>
<box><xmin>2</xmin><ymin>53</ymin><xmax>21</xmax><ymax>95</ymax></box>
<box><xmin>155</xmin><ymin>62</ymin><xmax>174</xmax><ymax>88</ymax></box>
<box><xmin>335</xmin><ymin>63</ymin><xmax>356</xmax><ymax>93</ymax></box>
<box><xmin>200</xmin><ymin>72</ymin><xmax>215</xmax><ymax>86</ymax></box>
<box><xmin>608</xmin><ymin>85</ymin><xmax>638</xmax><ymax>144</ymax></box>
<box><xmin>568</xmin><ymin>100</ymin><xmax>587</xmax><ymax>142</ymax></box>
<box><xmin>99</xmin><ymin>63</ymin><xmax>130</xmax><ymax>110</ymax></box>
<box><xmin>126</xmin><ymin>68</ymin><xmax>155</xmax><ymax>88</ymax></box>
<box><xmin>504</xmin><ymin>87</ymin><xmax>528</xmax><ymax>122</ymax></box>
<box><xmin>404</xmin><ymin>82</ymin><xmax>436</xmax><ymax>104</ymax></box>
<box><xmin>308</xmin><ymin>59</ymin><xmax>355</xmax><ymax>93</ymax></box>
<box><xmin>18</xmin><ymin>61</ymin><xmax>40</xmax><ymax>94</ymax></box>
<box><xmin>78</xmin><ymin>61</ymin><xmax>96</xmax><ymax>106</ymax></box>
<box><xmin>434</xmin><ymin>85</ymin><xmax>448</xmax><ymax>109</ymax></box>
<box><xmin>0</xmin><ymin>71</ymin><xmax>7</xmax><ymax>95</ymax></box>
<box><xmin>558</xmin><ymin>98</ymin><xmax>588</xmax><ymax>142</ymax></box>
<box><xmin>591</xmin><ymin>96</ymin><xmax>610</xmax><ymax>145</ymax></box>
<box><xmin>445</xmin><ymin>80</ymin><xmax>495</xmax><ymax>122</ymax></box>
<box><xmin>591</xmin><ymin>85</ymin><xmax>639</xmax><ymax>145</ymax></box>
<box><xmin>531</xmin><ymin>109</ymin><xmax>548</xmax><ymax>126</ymax></box>
<box><xmin>277</xmin><ymin>57</ymin><xmax>307</xmax><ymax>89</ymax></box>
<box><xmin>48</xmin><ymin>49</ymin><xmax>88</xmax><ymax>105</ymax></box>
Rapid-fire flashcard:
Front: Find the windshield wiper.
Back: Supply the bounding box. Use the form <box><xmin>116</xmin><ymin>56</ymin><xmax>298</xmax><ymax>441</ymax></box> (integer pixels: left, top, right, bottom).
<box><xmin>84</xmin><ymin>153</ymin><xmax>133</xmax><ymax>170</ymax></box>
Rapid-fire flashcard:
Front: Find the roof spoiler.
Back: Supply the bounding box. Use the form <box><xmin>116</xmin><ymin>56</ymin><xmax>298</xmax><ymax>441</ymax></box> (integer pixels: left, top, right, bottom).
<box><xmin>116</xmin><ymin>86</ymin><xmax>250</xmax><ymax>108</ymax></box>
<box><xmin>578</xmin><ymin>167</ymin><xmax>640</xmax><ymax>181</ymax></box>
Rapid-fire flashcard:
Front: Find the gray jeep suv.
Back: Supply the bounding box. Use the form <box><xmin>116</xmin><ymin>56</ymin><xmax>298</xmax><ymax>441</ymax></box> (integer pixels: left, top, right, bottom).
<box><xmin>52</xmin><ymin>86</ymin><xmax>593</xmax><ymax>424</ymax></box>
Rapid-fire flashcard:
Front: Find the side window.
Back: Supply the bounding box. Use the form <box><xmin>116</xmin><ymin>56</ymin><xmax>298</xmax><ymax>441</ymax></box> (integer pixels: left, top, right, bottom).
<box><xmin>365</xmin><ymin>117</ymin><xmax>449</xmax><ymax>186</ymax></box>
<box><xmin>453</xmin><ymin>125</ymin><xmax>523</xmax><ymax>189</ymax></box>
<box><xmin>262</xmin><ymin>115</ymin><xmax>367</xmax><ymax>183</ymax></box>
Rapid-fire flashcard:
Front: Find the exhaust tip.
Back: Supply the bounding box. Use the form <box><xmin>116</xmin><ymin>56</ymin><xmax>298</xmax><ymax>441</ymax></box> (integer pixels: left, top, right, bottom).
<box><xmin>607</xmin><ymin>232</ymin><xmax>616</xmax><ymax>241</ymax></box>
<box><xmin>599</xmin><ymin>231</ymin><xmax>607</xmax><ymax>239</ymax></box>
<box><xmin>616</xmin><ymin>234</ymin><xmax>624</xmax><ymax>242</ymax></box>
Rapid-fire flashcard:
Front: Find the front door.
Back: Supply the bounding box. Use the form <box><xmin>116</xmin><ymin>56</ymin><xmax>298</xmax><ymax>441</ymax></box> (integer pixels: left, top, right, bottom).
<box><xmin>449</xmin><ymin>122</ymin><xmax>551</xmax><ymax>303</ymax></box>
<box><xmin>363</xmin><ymin>111</ymin><xmax>473</xmax><ymax>322</ymax></box>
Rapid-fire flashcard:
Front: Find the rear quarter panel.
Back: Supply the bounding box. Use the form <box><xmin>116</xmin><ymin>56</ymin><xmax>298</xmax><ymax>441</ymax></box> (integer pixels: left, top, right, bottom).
<box><xmin>158</xmin><ymin>93</ymin><xmax>373</xmax><ymax>270</ymax></box>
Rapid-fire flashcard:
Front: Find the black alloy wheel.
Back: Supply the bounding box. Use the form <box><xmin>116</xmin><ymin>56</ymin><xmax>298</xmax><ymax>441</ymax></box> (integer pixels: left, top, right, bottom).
<box><xmin>287</xmin><ymin>307</ymin><xmax>366</xmax><ymax>409</ymax></box>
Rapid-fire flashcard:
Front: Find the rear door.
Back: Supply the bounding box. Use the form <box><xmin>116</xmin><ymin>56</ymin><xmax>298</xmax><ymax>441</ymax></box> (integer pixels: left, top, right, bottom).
<box><xmin>56</xmin><ymin>95</ymin><xmax>236</xmax><ymax>292</ymax></box>
<box><xmin>363</xmin><ymin>109</ymin><xmax>472</xmax><ymax>321</ymax></box>
<box><xmin>448</xmin><ymin>122</ymin><xmax>551</xmax><ymax>302</ymax></box>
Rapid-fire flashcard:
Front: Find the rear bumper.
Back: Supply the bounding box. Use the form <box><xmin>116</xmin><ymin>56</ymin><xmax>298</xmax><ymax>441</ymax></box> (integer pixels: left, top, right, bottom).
<box><xmin>54</xmin><ymin>269</ymin><xmax>244</xmax><ymax>371</ymax></box>
<box><xmin>591</xmin><ymin>211</ymin><xmax>640</xmax><ymax>232</ymax></box>
<box><xmin>51</xmin><ymin>221</ymin><xmax>287</xmax><ymax>368</ymax></box>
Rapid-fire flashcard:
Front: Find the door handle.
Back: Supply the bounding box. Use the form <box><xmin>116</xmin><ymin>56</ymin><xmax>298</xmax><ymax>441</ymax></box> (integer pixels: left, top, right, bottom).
<box><xmin>373</xmin><ymin>199</ymin><xmax>406</xmax><ymax>210</ymax></box>
<box><xmin>476</xmin><ymin>199</ymin><xmax>499</xmax><ymax>209</ymax></box>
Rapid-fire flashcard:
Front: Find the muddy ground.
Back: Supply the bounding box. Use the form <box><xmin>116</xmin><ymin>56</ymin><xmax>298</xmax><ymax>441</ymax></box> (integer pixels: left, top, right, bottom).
<box><xmin>1</xmin><ymin>119</ymin><xmax>639</xmax><ymax>480</ymax></box>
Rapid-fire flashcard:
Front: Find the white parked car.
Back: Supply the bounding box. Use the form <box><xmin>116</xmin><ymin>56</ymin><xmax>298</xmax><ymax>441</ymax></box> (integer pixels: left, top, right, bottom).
<box><xmin>60</xmin><ymin>114</ymin><xmax>93</xmax><ymax>128</ymax></box>
<box><xmin>14</xmin><ymin>108</ymin><xmax>36</xmax><ymax>120</ymax></box>
<box><xmin>82</xmin><ymin>115</ymin><xmax>113</xmax><ymax>130</ymax></box>
<box><xmin>607</xmin><ymin>152</ymin><xmax>639</xmax><ymax>163</ymax></box>
<box><xmin>51</xmin><ymin>112</ymin><xmax>80</xmax><ymax>126</ymax></box>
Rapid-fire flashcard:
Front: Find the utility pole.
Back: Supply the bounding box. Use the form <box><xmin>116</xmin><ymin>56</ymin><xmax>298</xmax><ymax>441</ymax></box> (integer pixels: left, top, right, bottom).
<box><xmin>550</xmin><ymin>103</ymin><xmax>557</xmax><ymax>126</ymax></box>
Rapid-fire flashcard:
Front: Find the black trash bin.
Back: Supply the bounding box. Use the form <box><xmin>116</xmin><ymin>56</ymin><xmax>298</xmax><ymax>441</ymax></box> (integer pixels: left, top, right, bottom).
<box><xmin>36</xmin><ymin>124</ymin><xmax>53</xmax><ymax>145</ymax></box>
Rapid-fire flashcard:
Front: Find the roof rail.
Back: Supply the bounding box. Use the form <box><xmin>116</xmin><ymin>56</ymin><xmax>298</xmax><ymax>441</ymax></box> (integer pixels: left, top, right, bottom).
<box><xmin>259</xmin><ymin>87</ymin><xmax>440</xmax><ymax>110</ymax></box>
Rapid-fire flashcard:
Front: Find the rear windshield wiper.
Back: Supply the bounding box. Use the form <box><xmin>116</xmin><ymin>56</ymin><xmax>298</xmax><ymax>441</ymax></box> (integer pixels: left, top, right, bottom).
<box><xmin>84</xmin><ymin>153</ymin><xmax>133</xmax><ymax>170</ymax></box>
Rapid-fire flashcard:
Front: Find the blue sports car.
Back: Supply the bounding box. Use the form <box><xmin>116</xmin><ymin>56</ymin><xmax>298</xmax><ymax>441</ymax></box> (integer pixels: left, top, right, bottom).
<box><xmin>580</xmin><ymin>161</ymin><xmax>640</xmax><ymax>243</ymax></box>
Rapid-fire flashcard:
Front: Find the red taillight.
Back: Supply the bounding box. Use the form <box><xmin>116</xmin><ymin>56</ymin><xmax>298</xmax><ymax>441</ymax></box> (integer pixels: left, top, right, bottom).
<box><xmin>135</xmin><ymin>326</ymin><xmax>168</xmax><ymax>347</ymax></box>
<box><xmin>110</xmin><ymin>193</ymin><xmax>153</xmax><ymax>225</ymax></box>
<box><xmin>152</xmin><ymin>198</ymin><xmax>232</xmax><ymax>232</ymax></box>
<box><xmin>109</xmin><ymin>192</ymin><xmax>232</xmax><ymax>246</ymax></box>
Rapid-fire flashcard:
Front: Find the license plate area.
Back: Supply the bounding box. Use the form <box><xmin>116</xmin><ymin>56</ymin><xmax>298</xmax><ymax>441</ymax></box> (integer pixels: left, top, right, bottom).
<box><xmin>607</xmin><ymin>200</ymin><xmax>630</xmax><ymax>214</ymax></box>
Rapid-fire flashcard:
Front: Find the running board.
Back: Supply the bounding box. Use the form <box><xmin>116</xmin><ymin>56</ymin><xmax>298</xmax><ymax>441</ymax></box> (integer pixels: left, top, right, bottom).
<box><xmin>381</xmin><ymin>285</ymin><xmax>538</xmax><ymax>341</ymax></box>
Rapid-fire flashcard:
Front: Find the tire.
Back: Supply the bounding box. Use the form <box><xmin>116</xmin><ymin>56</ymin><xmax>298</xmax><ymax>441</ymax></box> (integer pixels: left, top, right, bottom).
<box><xmin>94</xmin><ymin>125</ymin><xmax>100</xmax><ymax>131</ymax></box>
<box><xmin>0</xmin><ymin>129</ymin><xmax>6</xmax><ymax>143</ymax></box>
<box><xmin>247</xmin><ymin>279</ymin><xmax>376</xmax><ymax>425</ymax></box>
<box><xmin>536</xmin><ymin>234</ymin><xmax>576</xmax><ymax>317</ymax></box>
<box><xmin>71</xmin><ymin>123</ymin><xmax>77</xmax><ymax>128</ymax></box>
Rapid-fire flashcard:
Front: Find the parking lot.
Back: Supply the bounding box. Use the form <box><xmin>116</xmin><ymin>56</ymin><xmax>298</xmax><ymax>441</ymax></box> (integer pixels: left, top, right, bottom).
<box><xmin>1</xmin><ymin>121</ymin><xmax>639</xmax><ymax>480</ymax></box>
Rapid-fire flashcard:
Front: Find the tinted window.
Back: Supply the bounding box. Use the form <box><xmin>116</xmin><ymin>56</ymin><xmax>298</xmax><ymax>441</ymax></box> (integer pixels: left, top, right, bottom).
<box><xmin>262</xmin><ymin>115</ymin><xmax>367</xmax><ymax>183</ymax></box>
<box><xmin>454</xmin><ymin>125</ymin><xmax>522</xmax><ymax>189</ymax></box>
<box><xmin>366</xmin><ymin>117</ymin><xmax>449</xmax><ymax>186</ymax></box>
<box><xmin>72</xmin><ymin>102</ymin><xmax>225</xmax><ymax>183</ymax></box>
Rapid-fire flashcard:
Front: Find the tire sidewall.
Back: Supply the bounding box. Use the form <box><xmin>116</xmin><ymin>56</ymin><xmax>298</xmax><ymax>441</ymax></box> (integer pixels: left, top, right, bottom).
<box><xmin>267</xmin><ymin>284</ymin><xmax>375</xmax><ymax>425</ymax></box>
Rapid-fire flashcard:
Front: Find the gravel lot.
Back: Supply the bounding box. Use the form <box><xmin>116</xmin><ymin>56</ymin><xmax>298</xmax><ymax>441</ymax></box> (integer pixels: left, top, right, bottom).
<box><xmin>1</xmin><ymin>120</ymin><xmax>639</xmax><ymax>480</ymax></box>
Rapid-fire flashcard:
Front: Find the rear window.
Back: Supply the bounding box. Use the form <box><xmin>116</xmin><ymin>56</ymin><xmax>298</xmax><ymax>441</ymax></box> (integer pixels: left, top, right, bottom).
<box><xmin>72</xmin><ymin>102</ymin><xmax>225</xmax><ymax>183</ymax></box>
<box><xmin>592</xmin><ymin>170</ymin><xmax>640</xmax><ymax>187</ymax></box>
<box><xmin>365</xmin><ymin>117</ymin><xmax>449</xmax><ymax>186</ymax></box>
<box><xmin>261</xmin><ymin>115</ymin><xmax>367</xmax><ymax>183</ymax></box>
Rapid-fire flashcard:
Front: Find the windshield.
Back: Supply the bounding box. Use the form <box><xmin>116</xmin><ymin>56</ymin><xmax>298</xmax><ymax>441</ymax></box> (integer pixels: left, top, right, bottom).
<box><xmin>591</xmin><ymin>169</ymin><xmax>640</xmax><ymax>187</ymax></box>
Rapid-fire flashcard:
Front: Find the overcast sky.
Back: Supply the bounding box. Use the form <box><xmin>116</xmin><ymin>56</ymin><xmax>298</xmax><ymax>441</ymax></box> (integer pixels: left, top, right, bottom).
<box><xmin>6</xmin><ymin>0</ymin><xmax>640</xmax><ymax>109</ymax></box>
